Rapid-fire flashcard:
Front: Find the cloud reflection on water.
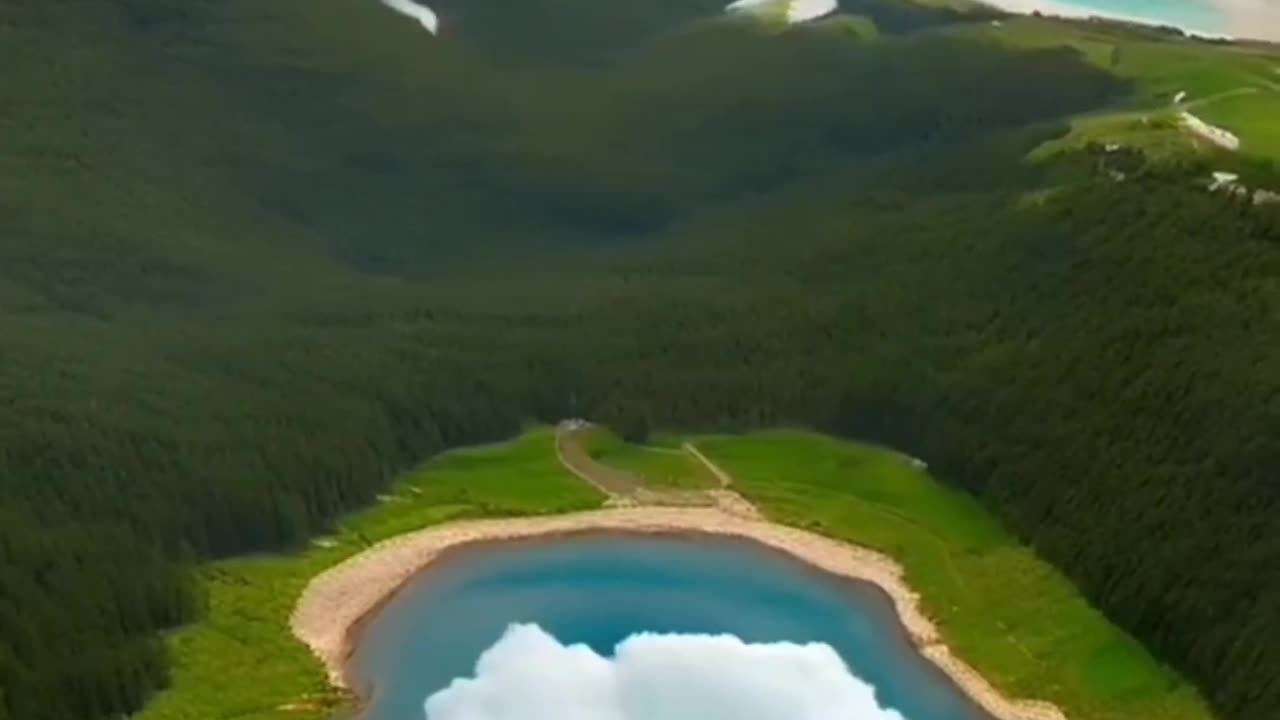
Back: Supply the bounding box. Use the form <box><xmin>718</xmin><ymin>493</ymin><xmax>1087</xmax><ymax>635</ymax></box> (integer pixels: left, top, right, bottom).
<box><xmin>424</xmin><ymin>623</ymin><xmax>906</xmax><ymax>720</ymax></box>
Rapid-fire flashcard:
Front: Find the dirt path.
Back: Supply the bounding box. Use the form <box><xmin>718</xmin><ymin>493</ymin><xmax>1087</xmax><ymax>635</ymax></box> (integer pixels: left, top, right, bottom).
<box><xmin>1179</xmin><ymin>85</ymin><xmax>1260</xmax><ymax>109</ymax></box>
<box><xmin>682</xmin><ymin>442</ymin><xmax>733</xmax><ymax>489</ymax></box>
<box><xmin>555</xmin><ymin>424</ymin><xmax>760</xmax><ymax>518</ymax></box>
<box><xmin>555</xmin><ymin>426</ymin><xmax>643</xmax><ymax>500</ymax></box>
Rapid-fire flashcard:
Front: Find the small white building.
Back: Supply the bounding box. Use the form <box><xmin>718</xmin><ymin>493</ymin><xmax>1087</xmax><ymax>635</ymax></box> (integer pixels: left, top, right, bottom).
<box><xmin>1210</xmin><ymin>171</ymin><xmax>1240</xmax><ymax>190</ymax></box>
<box><xmin>1181</xmin><ymin>112</ymin><xmax>1241</xmax><ymax>152</ymax></box>
<box><xmin>1255</xmin><ymin>189</ymin><xmax>1280</xmax><ymax>205</ymax></box>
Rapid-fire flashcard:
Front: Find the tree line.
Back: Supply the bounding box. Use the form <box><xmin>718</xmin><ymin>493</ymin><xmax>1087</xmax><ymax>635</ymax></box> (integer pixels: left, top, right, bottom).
<box><xmin>1</xmin><ymin>0</ymin><xmax>1278</xmax><ymax>719</ymax></box>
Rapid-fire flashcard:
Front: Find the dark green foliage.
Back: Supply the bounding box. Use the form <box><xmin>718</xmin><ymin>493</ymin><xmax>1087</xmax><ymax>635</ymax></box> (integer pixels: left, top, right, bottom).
<box><xmin>837</xmin><ymin>0</ymin><xmax>998</xmax><ymax>33</ymax></box>
<box><xmin>426</xmin><ymin>0</ymin><xmax>728</xmax><ymax>64</ymax></box>
<box><xmin>1</xmin><ymin>1</ymin><xmax>1278</xmax><ymax>719</ymax></box>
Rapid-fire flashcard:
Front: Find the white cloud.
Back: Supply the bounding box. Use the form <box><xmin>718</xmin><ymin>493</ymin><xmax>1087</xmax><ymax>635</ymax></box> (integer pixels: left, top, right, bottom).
<box><xmin>380</xmin><ymin>0</ymin><xmax>440</xmax><ymax>35</ymax></box>
<box><xmin>1212</xmin><ymin>0</ymin><xmax>1280</xmax><ymax>40</ymax></box>
<box><xmin>424</xmin><ymin>623</ymin><xmax>906</xmax><ymax>720</ymax></box>
<box><xmin>982</xmin><ymin>0</ymin><xmax>1280</xmax><ymax>41</ymax></box>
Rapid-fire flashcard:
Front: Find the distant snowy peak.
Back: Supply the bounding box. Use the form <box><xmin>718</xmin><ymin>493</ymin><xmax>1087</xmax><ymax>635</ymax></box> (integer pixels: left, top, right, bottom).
<box><xmin>726</xmin><ymin>0</ymin><xmax>839</xmax><ymax>25</ymax></box>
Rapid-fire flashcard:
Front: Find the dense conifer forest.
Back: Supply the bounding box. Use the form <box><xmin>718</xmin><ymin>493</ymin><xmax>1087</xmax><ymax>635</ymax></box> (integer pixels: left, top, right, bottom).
<box><xmin>1</xmin><ymin>1</ymin><xmax>1278</xmax><ymax>719</ymax></box>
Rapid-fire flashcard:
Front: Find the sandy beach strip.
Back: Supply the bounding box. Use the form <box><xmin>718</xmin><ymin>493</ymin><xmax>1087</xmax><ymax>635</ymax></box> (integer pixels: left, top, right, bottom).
<box><xmin>291</xmin><ymin>506</ymin><xmax>1067</xmax><ymax>720</ymax></box>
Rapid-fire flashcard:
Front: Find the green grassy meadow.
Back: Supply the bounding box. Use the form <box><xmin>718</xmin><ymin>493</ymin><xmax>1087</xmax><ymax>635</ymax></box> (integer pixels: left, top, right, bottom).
<box><xmin>136</xmin><ymin>426</ymin><xmax>1213</xmax><ymax>720</ymax></box>
<box><xmin>694</xmin><ymin>431</ymin><xmax>1214</xmax><ymax>720</ymax></box>
<box><xmin>960</xmin><ymin>17</ymin><xmax>1280</xmax><ymax>163</ymax></box>
<box><xmin>577</xmin><ymin>427</ymin><xmax>721</xmax><ymax>490</ymax></box>
<box><xmin>1195</xmin><ymin>91</ymin><xmax>1280</xmax><ymax>158</ymax></box>
<box><xmin>134</xmin><ymin>428</ymin><xmax>602</xmax><ymax>720</ymax></box>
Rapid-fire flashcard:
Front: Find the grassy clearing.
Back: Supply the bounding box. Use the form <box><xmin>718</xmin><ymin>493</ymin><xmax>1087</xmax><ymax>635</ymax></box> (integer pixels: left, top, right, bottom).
<box><xmin>1026</xmin><ymin>110</ymin><xmax>1230</xmax><ymax>163</ymax></box>
<box><xmin>1195</xmin><ymin>91</ymin><xmax>1280</xmax><ymax>159</ymax></box>
<box><xmin>577</xmin><ymin>427</ymin><xmax>720</xmax><ymax>490</ymax></box>
<box><xmin>969</xmin><ymin>17</ymin><xmax>1279</xmax><ymax>100</ymax></box>
<box><xmin>694</xmin><ymin>430</ymin><xmax>1215</xmax><ymax>720</ymax></box>
<box><xmin>134</xmin><ymin>428</ymin><xmax>602</xmax><ymax>720</ymax></box>
<box><xmin>959</xmin><ymin>17</ymin><xmax>1280</xmax><ymax>162</ymax></box>
<box><xmin>138</xmin><ymin>425</ymin><xmax>1211</xmax><ymax>720</ymax></box>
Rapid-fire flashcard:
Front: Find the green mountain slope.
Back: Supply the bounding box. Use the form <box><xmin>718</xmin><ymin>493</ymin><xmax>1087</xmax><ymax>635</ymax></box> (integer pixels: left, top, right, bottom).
<box><xmin>0</xmin><ymin>1</ymin><xmax>1278</xmax><ymax>720</ymax></box>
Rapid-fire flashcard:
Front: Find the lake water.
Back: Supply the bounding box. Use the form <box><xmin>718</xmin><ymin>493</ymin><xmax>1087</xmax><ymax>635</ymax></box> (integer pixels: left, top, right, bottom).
<box><xmin>350</xmin><ymin>533</ymin><xmax>995</xmax><ymax>720</ymax></box>
<box><xmin>1062</xmin><ymin>0</ymin><xmax>1224</xmax><ymax>32</ymax></box>
<box><xmin>993</xmin><ymin>0</ymin><xmax>1230</xmax><ymax>35</ymax></box>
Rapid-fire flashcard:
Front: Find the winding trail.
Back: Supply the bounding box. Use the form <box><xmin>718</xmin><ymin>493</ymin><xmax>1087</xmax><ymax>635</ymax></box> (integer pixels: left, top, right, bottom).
<box><xmin>555</xmin><ymin>424</ymin><xmax>761</xmax><ymax>516</ymax></box>
<box><xmin>682</xmin><ymin>442</ymin><xmax>734</xmax><ymax>488</ymax></box>
<box><xmin>1179</xmin><ymin>86</ymin><xmax>1261</xmax><ymax>110</ymax></box>
<box><xmin>554</xmin><ymin>426</ymin><xmax>643</xmax><ymax>500</ymax></box>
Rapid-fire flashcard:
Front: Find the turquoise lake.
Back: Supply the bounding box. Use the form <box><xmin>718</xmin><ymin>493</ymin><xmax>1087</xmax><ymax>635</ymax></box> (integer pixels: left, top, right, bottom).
<box><xmin>1026</xmin><ymin>0</ymin><xmax>1226</xmax><ymax>34</ymax></box>
<box><xmin>350</xmin><ymin>533</ymin><xmax>996</xmax><ymax>720</ymax></box>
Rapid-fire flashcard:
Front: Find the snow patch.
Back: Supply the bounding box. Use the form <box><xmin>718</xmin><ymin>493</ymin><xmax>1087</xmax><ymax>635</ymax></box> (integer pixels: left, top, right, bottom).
<box><xmin>380</xmin><ymin>0</ymin><xmax>439</xmax><ymax>34</ymax></box>
<box><xmin>726</xmin><ymin>0</ymin><xmax>839</xmax><ymax>25</ymax></box>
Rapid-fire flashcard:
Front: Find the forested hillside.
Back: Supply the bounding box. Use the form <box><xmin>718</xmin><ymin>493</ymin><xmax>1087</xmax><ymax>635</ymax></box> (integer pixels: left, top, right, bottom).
<box><xmin>1</xmin><ymin>1</ymin><xmax>1278</xmax><ymax>719</ymax></box>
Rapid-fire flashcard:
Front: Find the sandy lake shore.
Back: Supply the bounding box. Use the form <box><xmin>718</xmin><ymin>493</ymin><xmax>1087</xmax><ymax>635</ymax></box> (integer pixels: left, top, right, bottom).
<box><xmin>291</xmin><ymin>506</ymin><xmax>1067</xmax><ymax>720</ymax></box>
